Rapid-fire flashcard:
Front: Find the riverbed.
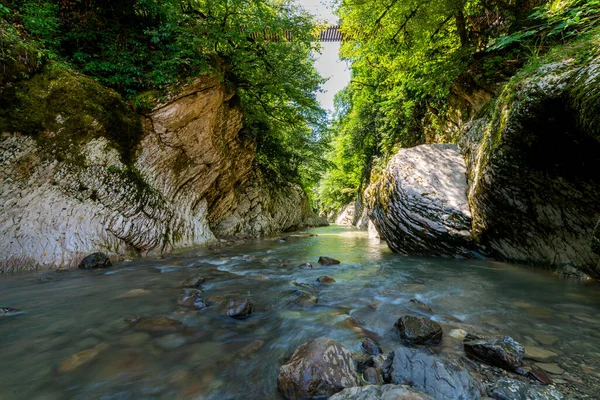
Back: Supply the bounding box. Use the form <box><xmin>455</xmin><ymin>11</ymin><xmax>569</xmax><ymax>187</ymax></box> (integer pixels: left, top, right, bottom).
<box><xmin>1</xmin><ymin>226</ymin><xmax>600</xmax><ymax>399</ymax></box>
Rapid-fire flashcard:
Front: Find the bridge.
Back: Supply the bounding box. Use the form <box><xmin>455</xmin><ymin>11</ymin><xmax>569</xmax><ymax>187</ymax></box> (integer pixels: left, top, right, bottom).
<box><xmin>247</xmin><ymin>25</ymin><xmax>345</xmax><ymax>42</ymax></box>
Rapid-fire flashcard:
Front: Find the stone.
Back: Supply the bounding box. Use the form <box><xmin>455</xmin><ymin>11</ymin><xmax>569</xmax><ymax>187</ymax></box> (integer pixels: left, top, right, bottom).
<box><xmin>154</xmin><ymin>334</ymin><xmax>186</xmax><ymax>350</ymax></box>
<box><xmin>225</xmin><ymin>299</ymin><xmax>253</xmax><ymax>319</ymax></box>
<box><xmin>329</xmin><ymin>385</ymin><xmax>434</xmax><ymax>400</ymax></box>
<box><xmin>535</xmin><ymin>363</ymin><xmax>564</xmax><ymax>375</ymax></box>
<box><xmin>318</xmin><ymin>256</ymin><xmax>340</xmax><ymax>265</ymax></box>
<box><xmin>361</xmin><ymin>338</ymin><xmax>382</xmax><ymax>355</ymax></box>
<box><xmin>58</xmin><ymin>343</ymin><xmax>109</xmax><ymax>373</ymax></box>
<box><xmin>383</xmin><ymin>346</ymin><xmax>484</xmax><ymax>399</ymax></box>
<box><xmin>129</xmin><ymin>317</ymin><xmax>185</xmax><ymax>334</ymax></box>
<box><xmin>463</xmin><ymin>334</ymin><xmax>524</xmax><ymax>370</ymax></box>
<box><xmin>533</xmin><ymin>333</ymin><xmax>559</xmax><ymax>346</ymax></box>
<box><xmin>119</xmin><ymin>288</ymin><xmax>152</xmax><ymax>298</ymax></box>
<box><xmin>239</xmin><ymin>340</ymin><xmax>265</xmax><ymax>357</ymax></box>
<box><xmin>528</xmin><ymin>367</ymin><xmax>552</xmax><ymax>385</ymax></box>
<box><xmin>177</xmin><ymin>289</ymin><xmax>209</xmax><ymax>309</ymax></box>
<box><xmin>363</xmin><ymin>368</ymin><xmax>381</xmax><ymax>385</ymax></box>
<box><xmin>395</xmin><ymin>315</ymin><xmax>443</xmax><ymax>345</ymax></box>
<box><xmin>277</xmin><ymin>338</ymin><xmax>360</xmax><ymax>400</ymax></box>
<box><xmin>282</xmin><ymin>290</ymin><xmax>318</xmax><ymax>310</ymax></box>
<box><xmin>297</xmin><ymin>263</ymin><xmax>313</xmax><ymax>270</ymax></box>
<box><xmin>0</xmin><ymin>307</ymin><xmax>21</xmax><ymax>316</ymax></box>
<box><xmin>366</xmin><ymin>144</ymin><xmax>476</xmax><ymax>258</ymax></box>
<box><xmin>180</xmin><ymin>274</ymin><xmax>205</xmax><ymax>288</ymax></box>
<box><xmin>409</xmin><ymin>299</ymin><xmax>433</xmax><ymax>312</ymax></box>
<box><xmin>488</xmin><ymin>379</ymin><xmax>564</xmax><ymax>400</ymax></box>
<box><xmin>448</xmin><ymin>329</ymin><xmax>468</xmax><ymax>341</ymax></box>
<box><xmin>78</xmin><ymin>252</ymin><xmax>111</xmax><ymax>269</ymax></box>
<box><xmin>317</xmin><ymin>276</ymin><xmax>336</xmax><ymax>284</ymax></box>
<box><xmin>525</xmin><ymin>346</ymin><xmax>559</xmax><ymax>363</ymax></box>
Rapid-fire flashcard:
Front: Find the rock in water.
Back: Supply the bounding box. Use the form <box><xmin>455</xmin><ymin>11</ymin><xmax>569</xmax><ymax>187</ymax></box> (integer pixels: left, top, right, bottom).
<box><xmin>317</xmin><ymin>276</ymin><xmax>336</xmax><ymax>284</ymax></box>
<box><xmin>318</xmin><ymin>256</ymin><xmax>340</xmax><ymax>265</ymax></box>
<box><xmin>180</xmin><ymin>274</ymin><xmax>205</xmax><ymax>288</ymax></box>
<box><xmin>463</xmin><ymin>334</ymin><xmax>524</xmax><ymax>370</ymax></box>
<box><xmin>129</xmin><ymin>317</ymin><xmax>185</xmax><ymax>334</ymax></box>
<box><xmin>489</xmin><ymin>379</ymin><xmax>564</xmax><ymax>400</ymax></box>
<box><xmin>329</xmin><ymin>385</ymin><xmax>434</xmax><ymax>400</ymax></box>
<box><xmin>409</xmin><ymin>299</ymin><xmax>433</xmax><ymax>313</ymax></box>
<box><xmin>78</xmin><ymin>252</ymin><xmax>111</xmax><ymax>269</ymax></box>
<box><xmin>366</xmin><ymin>144</ymin><xmax>476</xmax><ymax>258</ymax></box>
<box><xmin>383</xmin><ymin>346</ymin><xmax>484</xmax><ymax>400</ymax></box>
<box><xmin>226</xmin><ymin>299</ymin><xmax>253</xmax><ymax>319</ymax></box>
<box><xmin>278</xmin><ymin>338</ymin><xmax>360</xmax><ymax>400</ymax></box>
<box><xmin>297</xmin><ymin>263</ymin><xmax>313</xmax><ymax>270</ymax></box>
<box><xmin>0</xmin><ymin>307</ymin><xmax>21</xmax><ymax>317</ymax></box>
<box><xmin>395</xmin><ymin>316</ymin><xmax>443</xmax><ymax>345</ymax></box>
<box><xmin>361</xmin><ymin>338</ymin><xmax>382</xmax><ymax>356</ymax></box>
<box><xmin>177</xmin><ymin>289</ymin><xmax>209</xmax><ymax>309</ymax></box>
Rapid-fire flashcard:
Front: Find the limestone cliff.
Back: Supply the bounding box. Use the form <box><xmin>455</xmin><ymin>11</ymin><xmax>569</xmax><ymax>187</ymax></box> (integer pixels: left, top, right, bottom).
<box><xmin>0</xmin><ymin>59</ymin><xmax>322</xmax><ymax>272</ymax></box>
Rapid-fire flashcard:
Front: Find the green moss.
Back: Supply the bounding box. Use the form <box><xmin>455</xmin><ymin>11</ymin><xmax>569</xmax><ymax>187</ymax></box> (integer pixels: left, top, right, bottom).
<box><xmin>0</xmin><ymin>62</ymin><xmax>143</xmax><ymax>166</ymax></box>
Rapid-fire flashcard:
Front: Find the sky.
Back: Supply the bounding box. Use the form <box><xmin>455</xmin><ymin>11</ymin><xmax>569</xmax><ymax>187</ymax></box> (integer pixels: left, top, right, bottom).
<box><xmin>295</xmin><ymin>0</ymin><xmax>351</xmax><ymax>114</ymax></box>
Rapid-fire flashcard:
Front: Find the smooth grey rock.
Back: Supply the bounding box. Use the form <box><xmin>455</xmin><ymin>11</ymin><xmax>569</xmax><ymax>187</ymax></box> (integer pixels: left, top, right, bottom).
<box><xmin>277</xmin><ymin>337</ymin><xmax>360</xmax><ymax>400</ymax></box>
<box><xmin>383</xmin><ymin>346</ymin><xmax>484</xmax><ymax>400</ymax></box>
<box><xmin>489</xmin><ymin>379</ymin><xmax>564</xmax><ymax>400</ymax></box>
<box><xmin>367</xmin><ymin>144</ymin><xmax>477</xmax><ymax>258</ymax></box>
<box><xmin>329</xmin><ymin>385</ymin><xmax>434</xmax><ymax>400</ymax></box>
<box><xmin>464</xmin><ymin>334</ymin><xmax>524</xmax><ymax>370</ymax></box>
<box><xmin>78</xmin><ymin>252</ymin><xmax>111</xmax><ymax>269</ymax></box>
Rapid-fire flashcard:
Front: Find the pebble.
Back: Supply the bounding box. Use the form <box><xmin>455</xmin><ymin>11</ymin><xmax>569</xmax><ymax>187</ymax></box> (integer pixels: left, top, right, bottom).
<box><xmin>536</xmin><ymin>362</ymin><xmax>565</xmax><ymax>375</ymax></box>
<box><xmin>525</xmin><ymin>346</ymin><xmax>559</xmax><ymax>363</ymax></box>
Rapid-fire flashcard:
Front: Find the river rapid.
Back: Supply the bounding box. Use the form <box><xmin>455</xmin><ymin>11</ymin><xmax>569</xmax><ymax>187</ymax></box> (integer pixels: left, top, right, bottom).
<box><xmin>1</xmin><ymin>226</ymin><xmax>600</xmax><ymax>399</ymax></box>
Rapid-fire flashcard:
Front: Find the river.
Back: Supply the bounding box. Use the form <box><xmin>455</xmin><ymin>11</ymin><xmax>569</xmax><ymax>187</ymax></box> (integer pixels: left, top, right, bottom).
<box><xmin>1</xmin><ymin>226</ymin><xmax>599</xmax><ymax>399</ymax></box>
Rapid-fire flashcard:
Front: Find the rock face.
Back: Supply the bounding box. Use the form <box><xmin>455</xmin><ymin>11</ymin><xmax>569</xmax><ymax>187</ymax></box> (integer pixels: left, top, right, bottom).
<box><xmin>383</xmin><ymin>346</ymin><xmax>484</xmax><ymax>400</ymax></box>
<box><xmin>329</xmin><ymin>385</ymin><xmax>434</xmax><ymax>400</ymax></box>
<box><xmin>277</xmin><ymin>338</ymin><xmax>360</xmax><ymax>400</ymax></box>
<box><xmin>460</xmin><ymin>58</ymin><xmax>600</xmax><ymax>277</ymax></box>
<box><xmin>0</xmin><ymin>56</ymin><xmax>322</xmax><ymax>271</ymax></box>
<box><xmin>489</xmin><ymin>379</ymin><xmax>564</xmax><ymax>400</ymax></box>
<box><xmin>463</xmin><ymin>334</ymin><xmax>524</xmax><ymax>370</ymax></box>
<box><xmin>395</xmin><ymin>316</ymin><xmax>443</xmax><ymax>345</ymax></box>
<box><xmin>367</xmin><ymin>144</ymin><xmax>476</xmax><ymax>258</ymax></box>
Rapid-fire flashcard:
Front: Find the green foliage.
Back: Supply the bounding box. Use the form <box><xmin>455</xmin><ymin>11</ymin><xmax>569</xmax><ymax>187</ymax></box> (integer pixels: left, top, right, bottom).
<box><xmin>2</xmin><ymin>0</ymin><xmax>327</xmax><ymax>190</ymax></box>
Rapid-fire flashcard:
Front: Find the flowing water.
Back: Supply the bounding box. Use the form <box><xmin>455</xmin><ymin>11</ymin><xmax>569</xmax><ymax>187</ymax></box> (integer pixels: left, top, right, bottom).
<box><xmin>1</xmin><ymin>226</ymin><xmax>600</xmax><ymax>399</ymax></box>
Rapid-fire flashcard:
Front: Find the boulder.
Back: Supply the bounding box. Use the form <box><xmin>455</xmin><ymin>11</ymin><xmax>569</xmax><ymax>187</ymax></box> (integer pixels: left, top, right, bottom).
<box><xmin>460</xmin><ymin>58</ymin><xmax>600</xmax><ymax>277</ymax></box>
<box><xmin>277</xmin><ymin>338</ymin><xmax>360</xmax><ymax>400</ymax></box>
<box><xmin>366</xmin><ymin>144</ymin><xmax>476</xmax><ymax>258</ymax></box>
<box><xmin>78</xmin><ymin>253</ymin><xmax>111</xmax><ymax>269</ymax></box>
<box><xmin>329</xmin><ymin>385</ymin><xmax>434</xmax><ymax>400</ymax></box>
<box><xmin>177</xmin><ymin>289</ymin><xmax>209</xmax><ymax>309</ymax></box>
<box><xmin>383</xmin><ymin>346</ymin><xmax>484</xmax><ymax>400</ymax></box>
<box><xmin>463</xmin><ymin>334</ymin><xmax>524</xmax><ymax>370</ymax></box>
<box><xmin>395</xmin><ymin>316</ymin><xmax>443</xmax><ymax>345</ymax></box>
<box><xmin>488</xmin><ymin>379</ymin><xmax>564</xmax><ymax>400</ymax></box>
<box><xmin>225</xmin><ymin>299</ymin><xmax>253</xmax><ymax>319</ymax></box>
<box><xmin>318</xmin><ymin>256</ymin><xmax>340</xmax><ymax>265</ymax></box>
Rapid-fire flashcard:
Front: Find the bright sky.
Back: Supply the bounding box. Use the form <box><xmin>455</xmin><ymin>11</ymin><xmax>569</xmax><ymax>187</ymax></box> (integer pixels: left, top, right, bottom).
<box><xmin>295</xmin><ymin>0</ymin><xmax>351</xmax><ymax>114</ymax></box>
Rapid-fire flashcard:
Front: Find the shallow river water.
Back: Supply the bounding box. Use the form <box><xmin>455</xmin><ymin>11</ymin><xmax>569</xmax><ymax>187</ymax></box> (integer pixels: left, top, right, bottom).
<box><xmin>1</xmin><ymin>226</ymin><xmax>600</xmax><ymax>399</ymax></box>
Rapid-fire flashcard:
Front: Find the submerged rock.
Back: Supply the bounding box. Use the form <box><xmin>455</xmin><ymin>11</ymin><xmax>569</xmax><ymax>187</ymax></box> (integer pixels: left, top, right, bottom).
<box><xmin>366</xmin><ymin>144</ymin><xmax>476</xmax><ymax>258</ymax></box>
<box><xmin>128</xmin><ymin>317</ymin><xmax>185</xmax><ymax>334</ymax></box>
<box><xmin>177</xmin><ymin>289</ymin><xmax>209</xmax><ymax>309</ymax></box>
<box><xmin>383</xmin><ymin>346</ymin><xmax>484</xmax><ymax>399</ymax></box>
<box><xmin>180</xmin><ymin>274</ymin><xmax>206</xmax><ymax>288</ymax></box>
<box><xmin>409</xmin><ymin>299</ymin><xmax>433</xmax><ymax>313</ymax></box>
<box><xmin>330</xmin><ymin>385</ymin><xmax>434</xmax><ymax>400</ymax></box>
<box><xmin>0</xmin><ymin>307</ymin><xmax>21</xmax><ymax>316</ymax></box>
<box><xmin>78</xmin><ymin>252</ymin><xmax>111</xmax><ymax>269</ymax></box>
<box><xmin>488</xmin><ymin>379</ymin><xmax>564</xmax><ymax>400</ymax></box>
<box><xmin>58</xmin><ymin>343</ymin><xmax>110</xmax><ymax>373</ymax></box>
<box><xmin>297</xmin><ymin>263</ymin><xmax>313</xmax><ymax>270</ymax></box>
<box><xmin>318</xmin><ymin>256</ymin><xmax>340</xmax><ymax>265</ymax></box>
<box><xmin>524</xmin><ymin>346</ymin><xmax>559</xmax><ymax>363</ymax></box>
<box><xmin>225</xmin><ymin>299</ymin><xmax>253</xmax><ymax>319</ymax></box>
<box><xmin>395</xmin><ymin>315</ymin><xmax>443</xmax><ymax>345</ymax></box>
<box><xmin>316</xmin><ymin>276</ymin><xmax>336</xmax><ymax>284</ymax></box>
<box><xmin>277</xmin><ymin>337</ymin><xmax>360</xmax><ymax>400</ymax></box>
<box><xmin>463</xmin><ymin>334</ymin><xmax>524</xmax><ymax>370</ymax></box>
